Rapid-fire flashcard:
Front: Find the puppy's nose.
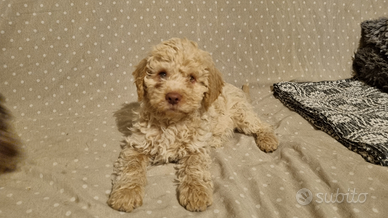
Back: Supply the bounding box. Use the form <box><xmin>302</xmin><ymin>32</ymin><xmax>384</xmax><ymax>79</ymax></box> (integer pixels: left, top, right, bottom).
<box><xmin>165</xmin><ymin>92</ymin><xmax>182</xmax><ymax>105</ymax></box>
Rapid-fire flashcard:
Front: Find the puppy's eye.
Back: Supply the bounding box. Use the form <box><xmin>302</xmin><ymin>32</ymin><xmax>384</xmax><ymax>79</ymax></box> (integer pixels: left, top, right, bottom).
<box><xmin>189</xmin><ymin>75</ymin><xmax>196</xmax><ymax>83</ymax></box>
<box><xmin>158</xmin><ymin>71</ymin><xmax>167</xmax><ymax>79</ymax></box>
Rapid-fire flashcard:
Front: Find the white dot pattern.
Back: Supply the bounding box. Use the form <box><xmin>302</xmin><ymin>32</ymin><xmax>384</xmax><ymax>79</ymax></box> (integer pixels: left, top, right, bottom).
<box><xmin>0</xmin><ymin>0</ymin><xmax>387</xmax><ymax>217</ymax></box>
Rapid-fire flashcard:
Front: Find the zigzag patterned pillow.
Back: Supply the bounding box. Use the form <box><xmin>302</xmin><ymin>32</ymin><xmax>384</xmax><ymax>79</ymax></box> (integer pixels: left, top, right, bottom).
<box><xmin>273</xmin><ymin>79</ymin><xmax>388</xmax><ymax>166</ymax></box>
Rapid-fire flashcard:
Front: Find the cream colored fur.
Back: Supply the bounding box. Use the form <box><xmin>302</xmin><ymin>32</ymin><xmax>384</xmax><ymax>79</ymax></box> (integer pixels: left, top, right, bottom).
<box><xmin>107</xmin><ymin>38</ymin><xmax>279</xmax><ymax>212</ymax></box>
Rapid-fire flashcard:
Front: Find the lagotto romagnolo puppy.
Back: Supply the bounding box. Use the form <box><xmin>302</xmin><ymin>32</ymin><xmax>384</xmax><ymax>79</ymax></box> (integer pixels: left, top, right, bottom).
<box><xmin>107</xmin><ymin>38</ymin><xmax>279</xmax><ymax>212</ymax></box>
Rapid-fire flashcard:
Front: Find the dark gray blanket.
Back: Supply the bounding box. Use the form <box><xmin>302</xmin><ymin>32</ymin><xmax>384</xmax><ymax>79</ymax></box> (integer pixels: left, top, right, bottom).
<box><xmin>273</xmin><ymin>79</ymin><xmax>388</xmax><ymax>166</ymax></box>
<box><xmin>353</xmin><ymin>17</ymin><xmax>388</xmax><ymax>92</ymax></box>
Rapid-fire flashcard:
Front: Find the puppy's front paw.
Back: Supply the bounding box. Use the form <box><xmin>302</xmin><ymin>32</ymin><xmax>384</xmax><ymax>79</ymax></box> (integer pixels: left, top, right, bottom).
<box><xmin>107</xmin><ymin>185</ymin><xmax>144</xmax><ymax>212</ymax></box>
<box><xmin>178</xmin><ymin>182</ymin><xmax>213</xmax><ymax>212</ymax></box>
<box><xmin>255</xmin><ymin>130</ymin><xmax>279</xmax><ymax>153</ymax></box>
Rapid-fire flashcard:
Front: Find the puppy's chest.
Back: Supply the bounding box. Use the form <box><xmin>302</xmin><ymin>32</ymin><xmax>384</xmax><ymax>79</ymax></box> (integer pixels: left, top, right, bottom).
<box><xmin>136</xmin><ymin>120</ymin><xmax>212</xmax><ymax>163</ymax></box>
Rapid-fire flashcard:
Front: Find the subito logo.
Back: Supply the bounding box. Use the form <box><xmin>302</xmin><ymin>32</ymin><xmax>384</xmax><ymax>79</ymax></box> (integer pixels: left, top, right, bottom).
<box><xmin>296</xmin><ymin>188</ymin><xmax>313</xmax><ymax>205</ymax></box>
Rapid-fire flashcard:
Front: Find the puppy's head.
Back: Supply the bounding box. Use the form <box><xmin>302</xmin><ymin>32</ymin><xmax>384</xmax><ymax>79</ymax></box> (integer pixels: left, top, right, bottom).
<box><xmin>132</xmin><ymin>38</ymin><xmax>224</xmax><ymax>117</ymax></box>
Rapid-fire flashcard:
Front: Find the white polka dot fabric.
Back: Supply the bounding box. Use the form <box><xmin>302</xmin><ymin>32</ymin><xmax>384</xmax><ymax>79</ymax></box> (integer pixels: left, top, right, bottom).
<box><xmin>1</xmin><ymin>0</ymin><xmax>387</xmax><ymax>217</ymax></box>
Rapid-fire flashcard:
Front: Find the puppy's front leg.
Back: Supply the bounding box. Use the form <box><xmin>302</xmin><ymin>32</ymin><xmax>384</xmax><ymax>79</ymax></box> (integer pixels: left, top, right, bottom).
<box><xmin>107</xmin><ymin>148</ymin><xmax>149</xmax><ymax>212</ymax></box>
<box><xmin>176</xmin><ymin>151</ymin><xmax>213</xmax><ymax>212</ymax></box>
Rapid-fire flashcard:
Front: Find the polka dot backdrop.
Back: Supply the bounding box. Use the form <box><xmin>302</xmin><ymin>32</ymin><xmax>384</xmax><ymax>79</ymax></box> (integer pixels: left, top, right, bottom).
<box><xmin>0</xmin><ymin>0</ymin><xmax>387</xmax><ymax>217</ymax></box>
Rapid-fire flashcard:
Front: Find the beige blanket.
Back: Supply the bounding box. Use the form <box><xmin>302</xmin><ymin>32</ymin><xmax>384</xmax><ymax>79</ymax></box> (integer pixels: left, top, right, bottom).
<box><xmin>0</xmin><ymin>1</ymin><xmax>387</xmax><ymax>217</ymax></box>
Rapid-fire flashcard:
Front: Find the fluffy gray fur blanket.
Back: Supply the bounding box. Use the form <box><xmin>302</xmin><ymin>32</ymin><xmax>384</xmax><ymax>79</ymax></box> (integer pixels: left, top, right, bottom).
<box><xmin>353</xmin><ymin>17</ymin><xmax>388</xmax><ymax>92</ymax></box>
<box><xmin>0</xmin><ymin>94</ymin><xmax>20</xmax><ymax>173</ymax></box>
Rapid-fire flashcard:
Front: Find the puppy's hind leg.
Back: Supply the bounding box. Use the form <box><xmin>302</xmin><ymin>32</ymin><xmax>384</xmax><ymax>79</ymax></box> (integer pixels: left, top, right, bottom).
<box><xmin>107</xmin><ymin>148</ymin><xmax>149</xmax><ymax>212</ymax></box>
<box><xmin>232</xmin><ymin>88</ymin><xmax>278</xmax><ymax>152</ymax></box>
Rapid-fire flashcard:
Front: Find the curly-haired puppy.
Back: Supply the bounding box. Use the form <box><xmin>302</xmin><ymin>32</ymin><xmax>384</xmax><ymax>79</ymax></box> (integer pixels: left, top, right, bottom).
<box><xmin>0</xmin><ymin>94</ymin><xmax>20</xmax><ymax>173</ymax></box>
<box><xmin>107</xmin><ymin>38</ymin><xmax>279</xmax><ymax>212</ymax></box>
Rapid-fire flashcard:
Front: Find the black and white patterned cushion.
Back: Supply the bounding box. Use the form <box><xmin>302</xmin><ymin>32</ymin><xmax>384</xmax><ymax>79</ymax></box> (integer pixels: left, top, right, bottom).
<box><xmin>273</xmin><ymin>78</ymin><xmax>388</xmax><ymax>166</ymax></box>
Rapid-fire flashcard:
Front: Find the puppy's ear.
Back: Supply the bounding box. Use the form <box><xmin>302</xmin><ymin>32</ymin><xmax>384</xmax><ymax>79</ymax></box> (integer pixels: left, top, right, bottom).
<box><xmin>203</xmin><ymin>65</ymin><xmax>224</xmax><ymax>110</ymax></box>
<box><xmin>132</xmin><ymin>58</ymin><xmax>148</xmax><ymax>102</ymax></box>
